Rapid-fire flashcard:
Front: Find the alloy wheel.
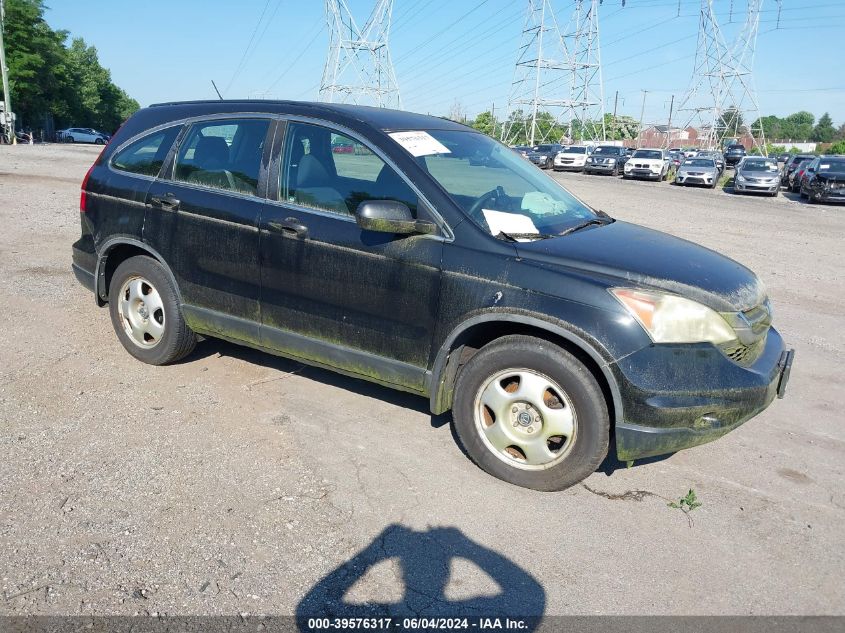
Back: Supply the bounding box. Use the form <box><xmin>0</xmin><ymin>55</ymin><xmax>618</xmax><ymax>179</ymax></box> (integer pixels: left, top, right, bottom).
<box><xmin>117</xmin><ymin>276</ymin><xmax>165</xmax><ymax>348</ymax></box>
<box><xmin>473</xmin><ymin>368</ymin><xmax>577</xmax><ymax>470</ymax></box>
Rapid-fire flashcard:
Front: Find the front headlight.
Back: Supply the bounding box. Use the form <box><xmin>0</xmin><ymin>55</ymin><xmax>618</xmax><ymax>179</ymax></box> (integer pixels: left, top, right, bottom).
<box><xmin>611</xmin><ymin>288</ymin><xmax>737</xmax><ymax>344</ymax></box>
<box><xmin>736</xmin><ymin>175</ymin><xmax>746</xmax><ymax>183</ymax></box>
<box><xmin>586</xmin><ymin>157</ymin><xmax>593</xmax><ymax>162</ymax></box>
<box><xmin>607</xmin><ymin>158</ymin><xmax>616</xmax><ymax>164</ymax></box>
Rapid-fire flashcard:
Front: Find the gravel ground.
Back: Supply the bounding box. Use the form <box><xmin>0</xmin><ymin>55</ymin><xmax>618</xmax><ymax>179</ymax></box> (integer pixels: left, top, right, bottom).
<box><xmin>0</xmin><ymin>144</ymin><xmax>843</xmax><ymax>617</ymax></box>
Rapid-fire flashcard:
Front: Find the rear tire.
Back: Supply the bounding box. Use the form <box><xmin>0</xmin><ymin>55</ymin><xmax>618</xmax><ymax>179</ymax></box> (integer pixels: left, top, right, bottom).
<box><xmin>108</xmin><ymin>256</ymin><xmax>196</xmax><ymax>365</ymax></box>
<box><xmin>452</xmin><ymin>335</ymin><xmax>609</xmax><ymax>492</ymax></box>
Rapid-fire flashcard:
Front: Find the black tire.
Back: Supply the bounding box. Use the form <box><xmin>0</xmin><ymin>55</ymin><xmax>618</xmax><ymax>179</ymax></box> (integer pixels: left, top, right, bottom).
<box><xmin>545</xmin><ymin>158</ymin><xmax>553</xmax><ymax>170</ymax></box>
<box><xmin>68</xmin><ymin>136</ymin><xmax>75</xmax><ymax>143</ymax></box>
<box><xmin>108</xmin><ymin>255</ymin><xmax>196</xmax><ymax>365</ymax></box>
<box><xmin>95</xmin><ymin>138</ymin><xmax>104</xmax><ymax>145</ymax></box>
<box><xmin>452</xmin><ymin>335</ymin><xmax>609</xmax><ymax>492</ymax></box>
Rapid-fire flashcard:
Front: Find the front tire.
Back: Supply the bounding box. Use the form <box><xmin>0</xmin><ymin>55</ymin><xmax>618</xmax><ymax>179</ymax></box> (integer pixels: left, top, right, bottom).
<box><xmin>108</xmin><ymin>256</ymin><xmax>196</xmax><ymax>365</ymax></box>
<box><xmin>452</xmin><ymin>335</ymin><xmax>609</xmax><ymax>492</ymax></box>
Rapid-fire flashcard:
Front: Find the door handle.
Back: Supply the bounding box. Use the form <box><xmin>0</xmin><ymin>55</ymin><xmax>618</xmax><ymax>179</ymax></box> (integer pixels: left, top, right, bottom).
<box><xmin>150</xmin><ymin>194</ymin><xmax>180</xmax><ymax>210</ymax></box>
<box><xmin>268</xmin><ymin>217</ymin><xmax>309</xmax><ymax>239</ymax></box>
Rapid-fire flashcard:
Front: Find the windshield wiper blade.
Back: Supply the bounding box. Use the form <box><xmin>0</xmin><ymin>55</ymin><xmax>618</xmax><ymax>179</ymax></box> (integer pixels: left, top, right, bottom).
<box><xmin>559</xmin><ymin>218</ymin><xmax>608</xmax><ymax>236</ymax></box>
<box><xmin>497</xmin><ymin>231</ymin><xmax>557</xmax><ymax>241</ymax></box>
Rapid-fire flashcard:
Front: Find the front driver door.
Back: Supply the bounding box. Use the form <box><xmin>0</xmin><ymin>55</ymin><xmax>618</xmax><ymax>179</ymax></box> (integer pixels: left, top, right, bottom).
<box><xmin>259</xmin><ymin>120</ymin><xmax>444</xmax><ymax>393</ymax></box>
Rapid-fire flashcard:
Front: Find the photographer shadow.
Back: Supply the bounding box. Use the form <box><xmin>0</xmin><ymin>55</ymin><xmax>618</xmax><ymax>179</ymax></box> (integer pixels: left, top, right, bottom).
<box><xmin>296</xmin><ymin>524</ymin><xmax>545</xmax><ymax>626</ymax></box>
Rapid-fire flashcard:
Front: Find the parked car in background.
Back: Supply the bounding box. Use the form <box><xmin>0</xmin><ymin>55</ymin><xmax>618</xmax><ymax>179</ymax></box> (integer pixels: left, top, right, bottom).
<box><xmin>512</xmin><ymin>145</ymin><xmax>530</xmax><ymax>158</ymax></box>
<box><xmin>800</xmin><ymin>156</ymin><xmax>845</xmax><ymax>204</ymax></box>
<box><xmin>553</xmin><ymin>145</ymin><xmax>589</xmax><ymax>172</ymax></box>
<box><xmin>696</xmin><ymin>149</ymin><xmax>725</xmax><ymax>173</ymax></box>
<box><xmin>71</xmin><ymin>99</ymin><xmax>793</xmax><ymax>491</ymax></box>
<box><xmin>58</xmin><ymin>127</ymin><xmax>111</xmax><ymax>144</ymax></box>
<box><xmin>724</xmin><ymin>144</ymin><xmax>747</xmax><ymax>167</ymax></box>
<box><xmin>668</xmin><ymin>151</ymin><xmax>684</xmax><ymax>170</ymax></box>
<box><xmin>788</xmin><ymin>159</ymin><xmax>813</xmax><ymax>193</ymax></box>
<box><xmin>675</xmin><ymin>157</ymin><xmax>720</xmax><ymax>188</ymax></box>
<box><xmin>682</xmin><ymin>147</ymin><xmax>698</xmax><ymax>158</ymax></box>
<box><xmin>782</xmin><ymin>154</ymin><xmax>816</xmax><ymax>186</ymax></box>
<box><xmin>583</xmin><ymin>145</ymin><xmax>628</xmax><ymax>175</ymax></box>
<box><xmin>527</xmin><ymin>144</ymin><xmax>563</xmax><ymax>169</ymax></box>
<box><xmin>733</xmin><ymin>156</ymin><xmax>780</xmax><ymax>196</ymax></box>
<box><xmin>623</xmin><ymin>148</ymin><xmax>670</xmax><ymax>181</ymax></box>
<box><xmin>776</xmin><ymin>152</ymin><xmax>791</xmax><ymax>164</ymax></box>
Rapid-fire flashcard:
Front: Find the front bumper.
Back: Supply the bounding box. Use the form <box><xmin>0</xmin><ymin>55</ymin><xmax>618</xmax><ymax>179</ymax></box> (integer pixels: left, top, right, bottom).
<box><xmin>584</xmin><ymin>162</ymin><xmax>617</xmax><ymax>173</ymax></box>
<box><xmin>554</xmin><ymin>160</ymin><xmax>585</xmax><ymax>171</ymax></box>
<box><xmin>612</xmin><ymin>328</ymin><xmax>793</xmax><ymax>461</ymax></box>
<box><xmin>625</xmin><ymin>168</ymin><xmax>661</xmax><ymax>180</ymax></box>
<box><xmin>735</xmin><ymin>180</ymin><xmax>779</xmax><ymax>194</ymax></box>
<box><xmin>676</xmin><ymin>173</ymin><xmax>716</xmax><ymax>186</ymax></box>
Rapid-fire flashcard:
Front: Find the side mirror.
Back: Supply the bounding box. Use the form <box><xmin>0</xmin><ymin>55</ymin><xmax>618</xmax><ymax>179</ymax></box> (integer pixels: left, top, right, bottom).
<box><xmin>355</xmin><ymin>200</ymin><xmax>437</xmax><ymax>235</ymax></box>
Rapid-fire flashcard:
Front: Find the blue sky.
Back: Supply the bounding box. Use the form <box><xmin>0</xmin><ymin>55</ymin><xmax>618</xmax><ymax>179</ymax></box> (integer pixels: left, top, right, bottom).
<box><xmin>46</xmin><ymin>0</ymin><xmax>845</xmax><ymax>126</ymax></box>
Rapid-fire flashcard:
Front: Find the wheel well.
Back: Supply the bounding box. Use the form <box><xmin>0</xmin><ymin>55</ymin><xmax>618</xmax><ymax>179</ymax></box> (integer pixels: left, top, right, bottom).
<box><xmin>100</xmin><ymin>243</ymin><xmax>157</xmax><ymax>301</ymax></box>
<box><xmin>435</xmin><ymin>321</ymin><xmax>617</xmax><ymax>427</ymax></box>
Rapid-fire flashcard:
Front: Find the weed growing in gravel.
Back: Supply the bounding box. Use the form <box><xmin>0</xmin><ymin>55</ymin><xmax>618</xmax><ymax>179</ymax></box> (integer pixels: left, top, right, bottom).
<box><xmin>669</xmin><ymin>489</ymin><xmax>702</xmax><ymax>527</ymax></box>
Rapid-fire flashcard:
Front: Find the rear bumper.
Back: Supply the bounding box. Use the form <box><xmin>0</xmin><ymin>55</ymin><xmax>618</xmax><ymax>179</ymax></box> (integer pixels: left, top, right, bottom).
<box><xmin>612</xmin><ymin>328</ymin><xmax>793</xmax><ymax>461</ymax></box>
<box><xmin>72</xmin><ymin>262</ymin><xmax>96</xmax><ymax>292</ymax></box>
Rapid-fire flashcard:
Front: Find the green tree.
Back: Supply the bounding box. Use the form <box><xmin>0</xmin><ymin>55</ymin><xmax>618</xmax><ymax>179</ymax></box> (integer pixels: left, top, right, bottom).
<box><xmin>1</xmin><ymin>0</ymin><xmax>138</xmax><ymax>133</ymax></box>
<box><xmin>826</xmin><ymin>140</ymin><xmax>845</xmax><ymax>155</ymax></box>
<box><xmin>471</xmin><ymin>111</ymin><xmax>496</xmax><ymax>137</ymax></box>
<box><xmin>782</xmin><ymin>111</ymin><xmax>815</xmax><ymax>140</ymax></box>
<box><xmin>812</xmin><ymin>112</ymin><xmax>836</xmax><ymax>143</ymax></box>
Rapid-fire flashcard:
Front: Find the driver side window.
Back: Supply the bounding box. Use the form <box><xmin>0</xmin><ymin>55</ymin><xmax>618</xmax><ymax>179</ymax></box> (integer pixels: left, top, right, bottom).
<box><xmin>280</xmin><ymin>121</ymin><xmax>418</xmax><ymax>217</ymax></box>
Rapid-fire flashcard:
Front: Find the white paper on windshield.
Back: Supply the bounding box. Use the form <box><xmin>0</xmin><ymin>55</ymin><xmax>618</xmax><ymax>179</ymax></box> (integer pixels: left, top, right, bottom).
<box><xmin>820</xmin><ymin>163</ymin><xmax>831</xmax><ymax>170</ymax></box>
<box><xmin>388</xmin><ymin>131</ymin><xmax>451</xmax><ymax>157</ymax></box>
<box><xmin>482</xmin><ymin>209</ymin><xmax>539</xmax><ymax>241</ymax></box>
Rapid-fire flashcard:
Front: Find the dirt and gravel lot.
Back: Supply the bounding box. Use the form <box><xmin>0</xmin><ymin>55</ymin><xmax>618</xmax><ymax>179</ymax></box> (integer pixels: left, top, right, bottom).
<box><xmin>1</xmin><ymin>144</ymin><xmax>843</xmax><ymax>617</ymax></box>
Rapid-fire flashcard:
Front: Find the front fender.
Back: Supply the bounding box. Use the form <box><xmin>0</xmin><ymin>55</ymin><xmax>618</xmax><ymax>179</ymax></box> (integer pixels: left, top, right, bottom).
<box><xmin>427</xmin><ymin>310</ymin><xmax>626</xmax><ymax>424</ymax></box>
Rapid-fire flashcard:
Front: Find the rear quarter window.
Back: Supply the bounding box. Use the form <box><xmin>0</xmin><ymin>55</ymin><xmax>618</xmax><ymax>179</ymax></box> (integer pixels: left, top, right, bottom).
<box><xmin>111</xmin><ymin>127</ymin><xmax>180</xmax><ymax>177</ymax></box>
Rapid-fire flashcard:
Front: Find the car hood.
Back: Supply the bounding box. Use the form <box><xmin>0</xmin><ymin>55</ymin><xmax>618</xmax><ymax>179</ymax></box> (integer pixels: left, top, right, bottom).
<box><xmin>629</xmin><ymin>157</ymin><xmax>663</xmax><ymax>164</ymax></box>
<box><xmin>515</xmin><ymin>221</ymin><xmax>766</xmax><ymax>312</ymax></box>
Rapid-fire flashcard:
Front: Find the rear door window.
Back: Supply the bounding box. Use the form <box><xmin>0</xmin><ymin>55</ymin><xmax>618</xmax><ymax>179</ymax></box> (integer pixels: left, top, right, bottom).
<box><xmin>173</xmin><ymin>118</ymin><xmax>271</xmax><ymax>196</ymax></box>
<box><xmin>111</xmin><ymin>127</ymin><xmax>180</xmax><ymax>177</ymax></box>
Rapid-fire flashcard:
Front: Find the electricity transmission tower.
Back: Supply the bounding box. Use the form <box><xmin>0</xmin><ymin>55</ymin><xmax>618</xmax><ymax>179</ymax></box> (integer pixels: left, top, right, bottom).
<box><xmin>501</xmin><ymin>0</ymin><xmax>606</xmax><ymax>147</ymax></box>
<box><xmin>677</xmin><ymin>0</ymin><xmax>766</xmax><ymax>153</ymax></box>
<box><xmin>319</xmin><ymin>0</ymin><xmax>401</xmax><ymax>108</ymax></box>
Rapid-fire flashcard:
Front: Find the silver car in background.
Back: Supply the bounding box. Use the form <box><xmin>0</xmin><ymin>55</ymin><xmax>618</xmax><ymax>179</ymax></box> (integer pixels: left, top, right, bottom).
<box><xmin>734</xmin><ymin>157</ymin><xmax>781</xmax><ymax>197</ymax></box>
<box><xmin>675</xmin><ymin>157</ymin><xmax>720</xmax><ymax>188</ymax></box>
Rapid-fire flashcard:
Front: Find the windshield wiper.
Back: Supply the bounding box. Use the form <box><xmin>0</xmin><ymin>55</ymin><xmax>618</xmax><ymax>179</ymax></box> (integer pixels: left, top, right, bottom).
<box><xmin>559</xmin><ymin>218</ymin><xmax>609</xmax><ymax>236</ymax></box>
<box><xmin>497</xmin><ymin>231</ymin><xmax>557</xmax><ymax>242</ymax></box>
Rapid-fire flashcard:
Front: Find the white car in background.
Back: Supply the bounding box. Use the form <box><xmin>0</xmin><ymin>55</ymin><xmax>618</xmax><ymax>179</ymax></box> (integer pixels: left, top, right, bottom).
<box><xmin>57</xmin><ymin>127</ymin><xmax>110</xmax><ymax>144</ymax></box>
<box><xmin>553</xmin><ymin>145</ymin><xmax>590</xmax><ymax>172</ymax></box>
<box><xmin>623</xmin><ymin>148</ymin><xmax>670</xmax><ymax>181</ymax></box>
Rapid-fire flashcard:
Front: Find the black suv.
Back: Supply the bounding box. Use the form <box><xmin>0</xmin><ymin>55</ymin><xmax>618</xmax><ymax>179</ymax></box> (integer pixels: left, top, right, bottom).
<box><xmin>724</xmin><ymin>144</ymin><xmax>747</xmax><ymax>167</ymax></box>
<box><xmin>72</xmin><ymin>101</ymin><xmax>793</xmax><ymax>491</ymax></box>
<box><xmin>584</xmin><ymin>145</ymin><xmax>628</xmax><ymax>176</ymax></box>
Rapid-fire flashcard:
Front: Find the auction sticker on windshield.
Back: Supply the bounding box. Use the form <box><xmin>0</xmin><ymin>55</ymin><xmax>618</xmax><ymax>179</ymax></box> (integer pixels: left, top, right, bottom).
<box><xmin>389</xmin><ymin>131</ymin><xmax>451</xmax><ymax>157</ymax></box>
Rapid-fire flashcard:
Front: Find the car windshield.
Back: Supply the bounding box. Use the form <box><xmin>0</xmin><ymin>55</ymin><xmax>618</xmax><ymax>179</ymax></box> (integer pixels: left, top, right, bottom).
<box><xmin>394</xmin><ymin>130</ymin><xmax>597</xmax><ymax>240</ymax></box>
<box><xmin>562</xmin><ymin>146</ymin><xmax>587</xmax><ymax>154</ymax></box>
<box><xmin>727</xmin><ymin>146</ymin><xmax>745</xmax><ymax>152</ymax></box>
<box><xmin>533</xmin><ymin>145</ymin><xmax>553</xmax><ymax>152</ymax></box>
<box><xmin>632</xmin><ymin>150</ymin><xmax>662</xmax><ymax>159</ymax></box>
<box><xmin>742</xmin><ymin>160</ymin><xmax>778</xmax><ymax>172</ymax></box>
<box><xmin>818</xmin><ymin>159</ymin><xmax>845</xmax><ymax>172</ymax></box>
<box><xmin>684</xmin><ymin>159</ymin><xmax>715</xmax><ymax>167</ymax></box>
<box><xmin>592</xmin><ymin>146</ymin><xmax>617</xmax><ymax>154</ymax></box>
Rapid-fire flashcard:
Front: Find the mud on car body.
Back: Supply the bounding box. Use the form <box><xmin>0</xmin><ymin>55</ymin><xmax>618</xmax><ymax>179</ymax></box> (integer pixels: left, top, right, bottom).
<box><xmin>72</xmin><ymin>101</ymin><xmax>794</xmax><ymax>491</ymax></box>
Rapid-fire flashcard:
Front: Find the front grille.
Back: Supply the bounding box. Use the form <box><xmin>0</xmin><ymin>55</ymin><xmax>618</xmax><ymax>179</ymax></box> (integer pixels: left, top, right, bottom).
<box><xmin>717</xmin><ymin>301</ymin><xmax>772</xmax><ymax>366</ymax></box>
<box><xmin>719</xmin><ymin>336</ymin><xmax>767</xmax><ymax>366</ymax></box>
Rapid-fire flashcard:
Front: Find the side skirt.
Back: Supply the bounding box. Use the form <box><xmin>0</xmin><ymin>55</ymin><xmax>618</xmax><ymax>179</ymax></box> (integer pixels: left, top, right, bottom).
<box><xmin>182</xmin><ymin>305</ymin><xmax>430</xmax><ymax>397</ymax></box>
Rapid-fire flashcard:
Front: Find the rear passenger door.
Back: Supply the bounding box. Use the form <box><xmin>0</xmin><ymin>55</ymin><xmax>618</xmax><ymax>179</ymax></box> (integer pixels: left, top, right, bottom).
<box><xmin>144</xmin><ymin>116</ymin><xmax>274</xmax><ymax>340</ymax></box>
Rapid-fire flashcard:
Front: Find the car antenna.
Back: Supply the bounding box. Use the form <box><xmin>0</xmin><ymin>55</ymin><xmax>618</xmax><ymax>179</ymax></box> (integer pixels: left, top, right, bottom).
<box><xmin>211</xmin><ymin>80</ymin><xmax>224</xmax><ymax>100</ymax></box>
